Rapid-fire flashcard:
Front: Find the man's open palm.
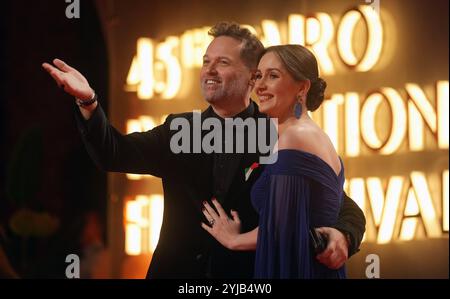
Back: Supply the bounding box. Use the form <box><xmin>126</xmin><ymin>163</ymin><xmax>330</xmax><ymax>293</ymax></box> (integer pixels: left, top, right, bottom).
<box><xmin>42</xmin><ymin>59</ymin><xmax>93</xmax><ymax>100</ymax></box>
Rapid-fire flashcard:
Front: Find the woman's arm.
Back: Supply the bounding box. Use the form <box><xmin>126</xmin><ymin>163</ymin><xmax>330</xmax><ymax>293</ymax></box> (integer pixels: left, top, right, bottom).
<box><xmin>201</xmin><ymin>199</ymin><xmax>258</xmax><ymax>251</ymax></box>
<box><xmin>229</xmin><ymin>227</ymin><xmax>258</xmax><ymax>251</ymax></box>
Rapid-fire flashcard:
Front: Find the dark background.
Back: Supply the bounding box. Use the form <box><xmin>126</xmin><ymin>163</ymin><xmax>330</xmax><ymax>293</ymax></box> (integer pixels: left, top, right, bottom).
<box><xmin>0</xmin><ymin>0</ymin><xmax>108</xmax><ymax>278</ymax></box>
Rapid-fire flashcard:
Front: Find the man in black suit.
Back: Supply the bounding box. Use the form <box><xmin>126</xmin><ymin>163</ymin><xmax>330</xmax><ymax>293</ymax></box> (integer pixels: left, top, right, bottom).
<box><xmin>42</xmin><ymin>22</ymin><xmax>365</xmax><ymax>278</ymax></box>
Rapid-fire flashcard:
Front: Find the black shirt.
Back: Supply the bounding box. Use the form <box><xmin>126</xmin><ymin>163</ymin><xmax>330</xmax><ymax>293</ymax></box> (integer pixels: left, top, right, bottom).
<box><xmin>208</xmin><ymin>102</ymin><xmax>255</xmax><ymax>205</ymax></box>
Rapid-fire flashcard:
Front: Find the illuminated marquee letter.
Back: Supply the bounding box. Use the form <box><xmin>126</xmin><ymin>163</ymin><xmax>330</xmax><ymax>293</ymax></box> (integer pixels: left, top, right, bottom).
<box><xmin>260</xmin><ymin>20</ymin><xmax>282</xmax><ymax>46</ymax></box>
<box><xmin>409</xmin><ymin>172</ymin><xmax>441</xmax><ymax>237</ymax></box>
<box><xmin>348</xmin><ymin>178</ymin><xmax>366</xmax><ymax>212</ymax></box>
<box><xmin>406</xmin><ymin>83</ymin><xmax>438</xmax><ymax>151</ymax></box>
<box><xmin>125</xmin><ymin>196</ymin><xmax>148</xmax><ymax>255</ymax></box>
<box><xmin>361</xmin><ymin>88</ymin><xmax>406</xmax><ymax>155</ymax></box>
<box><xmin>399</xmin><ymin>171</ymin><xmax>442</xmax><ymax>241</ymax></box>
<box><xmin>405</xmin><ymin>80</ymin><xmax>449</xmax><ymax>150</ymax></box>
<box><xmin>444</xmin><ymin>170</ymin><xmax>449</xmax><ymax>232</ymax></box>
<box><xmin>288</xmin><ymin>14</ymin><xmax>305</xmax><ymax>45</ymax></box>
<box><xmin>399</xmin><ymin>188</ymin><xmax>420</xmax><ymax>241</ymax></box>
<box><xmin>127</xmin><ymin>37</ymin><xmax>182</xmax><ymax>100</ymax></box>
<box><xmin>323</xmin><ymin>94</ymin><xmax>344</xmax><ymax>152</ymax></box>
<box><xmin>305</xmin><ymin>13</ymin><xmax>335</xmax><ymax>75</ymax></box>
<box><xmin>181</xmin><ymin>27</ymin><xmax>211</xmax><ymax>68</ymax></box>
<box><xmin>337</xmin><ymin>5</ymin><xmax>383</xmax><ymax>72</ymax></box>
<box><xmin>366</xmin><ymin>176</ymin><xmax>404</xmax><ymax>244</ymax></box>
<box><xmin>438</xmin><ymin>81</ymin><xmax>449</xmax><ymax>149</ymax></box>
<box><xmin>127</xmin><ymin>116</ymin><xmax>158</xmax><ymax>134</ymax></box>
<box><xmin>155</xmin><ymin>37</ymin><xmax>182</xmax><ymax>99</ymax></box>
<box><xmin>345</xmin><ymin>92</ymin><xmax>361</xmax><ymax>157</ymax></box>
<box><xmin>127</xmin><ymin>38</ymin><xmax>154</xmax><ymax>99</ymax></box>
<box><xmin>125</xmin><ymin>195</ymin><xmax>163</xmax><ymax>255</ymax></box>
<box><xmin>126</xmin><ymin>116</ymin><xmax>158</xmax><ymax>180</ymax></box>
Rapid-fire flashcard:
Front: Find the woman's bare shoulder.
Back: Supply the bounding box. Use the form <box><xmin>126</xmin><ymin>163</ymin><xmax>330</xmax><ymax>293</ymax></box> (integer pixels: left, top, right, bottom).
<box><xmin>278</xmin><ymin>123</ymin><xmax>319</xmax><ymax>153</ymax></box>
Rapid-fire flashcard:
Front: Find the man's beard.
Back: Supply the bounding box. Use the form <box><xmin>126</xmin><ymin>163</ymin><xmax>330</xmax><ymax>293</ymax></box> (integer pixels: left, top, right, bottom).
<box><xmin>201</xmin><ymin>79</ymin><xmax>248</xmax><ymax>104</ymax></box>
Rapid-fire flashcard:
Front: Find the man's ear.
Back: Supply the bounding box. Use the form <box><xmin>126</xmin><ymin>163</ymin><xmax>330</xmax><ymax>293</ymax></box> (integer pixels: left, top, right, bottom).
<box><xmin>249</xmin><ymin>70</ymin><xmax>258</xmax><ymax>88</ymax></box>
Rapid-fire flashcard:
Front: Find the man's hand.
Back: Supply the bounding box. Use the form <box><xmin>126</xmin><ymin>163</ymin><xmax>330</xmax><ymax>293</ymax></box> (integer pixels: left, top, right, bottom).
<box><xmin>42</xmin><ymin>59</ymin><xmax>94</xmax><ymax>100</ymax></box>
<box><xmin>315</xmin><ymin>227</ymin><xmax>349</xmax><ymax>269</ymax></box>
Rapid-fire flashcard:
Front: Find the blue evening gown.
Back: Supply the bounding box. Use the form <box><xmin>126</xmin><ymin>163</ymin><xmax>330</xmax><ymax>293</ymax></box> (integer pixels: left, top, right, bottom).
<box><xmin>251</xmin><ymin>149</ymin><xmax>346</xmax><ymax>278</ymax></box>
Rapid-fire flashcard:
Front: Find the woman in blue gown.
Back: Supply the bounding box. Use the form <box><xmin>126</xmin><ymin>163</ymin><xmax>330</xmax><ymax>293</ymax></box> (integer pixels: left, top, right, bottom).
<box><xmin>201</xmin><ymin>44</ymin><xmax>346</xmax><ymax>278</ymax></box>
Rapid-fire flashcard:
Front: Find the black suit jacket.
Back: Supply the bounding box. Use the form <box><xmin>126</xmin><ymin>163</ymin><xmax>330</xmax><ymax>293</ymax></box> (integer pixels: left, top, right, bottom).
<box><xmin>75</xmin><ymin>101</ymin><xmax>365</xmax><ymax>278</ymax></box>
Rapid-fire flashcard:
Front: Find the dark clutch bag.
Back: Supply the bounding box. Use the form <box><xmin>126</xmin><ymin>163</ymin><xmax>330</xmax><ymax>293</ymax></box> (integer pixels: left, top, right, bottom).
<box><xmin>309</xmin><ymin>228</ymin><xmax>327</xmax><ymax>254</ymax></box>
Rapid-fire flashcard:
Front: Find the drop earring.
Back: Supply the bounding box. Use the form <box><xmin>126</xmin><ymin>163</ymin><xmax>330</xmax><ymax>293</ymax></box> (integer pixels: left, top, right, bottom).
<box><xmin>294</xmin><ymin>95</ymin><xmax>303</xmax><ymax>119</ymax></box>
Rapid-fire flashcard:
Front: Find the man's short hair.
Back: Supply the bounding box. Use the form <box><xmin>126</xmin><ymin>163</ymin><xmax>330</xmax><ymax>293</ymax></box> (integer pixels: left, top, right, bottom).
<box><xmin>208</xmin><ymin>21</ymin><xmax>265</xmax><ymax>70</ymax></box>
